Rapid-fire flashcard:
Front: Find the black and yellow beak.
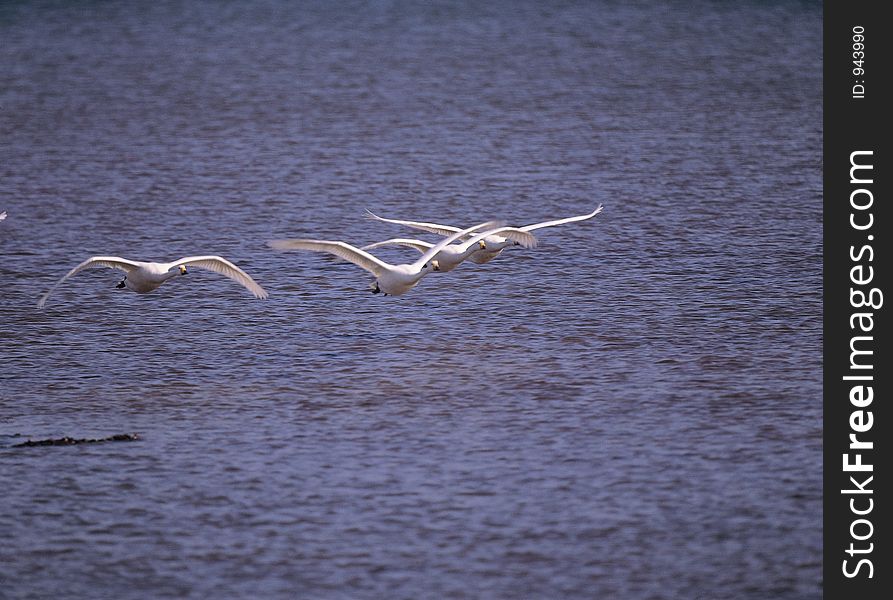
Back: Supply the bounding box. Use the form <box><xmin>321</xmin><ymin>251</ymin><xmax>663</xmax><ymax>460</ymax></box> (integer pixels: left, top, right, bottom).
<box><xmin>179</xmin><ymin>265</ymin><xmax>188</xmax><ymax>275</ymax></box>
<box><xmin>431</xmin><ymin>260</ymin><xmax>441</xmax><ymax>272</ymax></box>
<box><xmin>478</xmin><ymin>240</ymin><xmax>487</xmax><ymax>250</ymax></box>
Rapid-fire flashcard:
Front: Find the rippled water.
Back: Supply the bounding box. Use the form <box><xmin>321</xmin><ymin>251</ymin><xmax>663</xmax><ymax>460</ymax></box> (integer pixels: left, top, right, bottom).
<box><xmin>1</xmin><ymin>1</ymin><xmax>822</xmax><ymax>598</ymax></box>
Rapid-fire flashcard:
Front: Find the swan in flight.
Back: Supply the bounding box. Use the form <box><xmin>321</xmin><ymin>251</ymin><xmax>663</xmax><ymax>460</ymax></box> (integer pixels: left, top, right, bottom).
<box><xmin>366</xmin><ymin>204</ymin><xmax>603</xmax><ymax>264</ymax></box>
<box><xmin>268</xmin><ymin>221</ymin><xmax>502</xmax><ymax>296</ymax></box>
<box><xmin>361</xmin><ymin>226</ymin><xmax>537</xmax><ymax>273</ymax></box>
<box><xmin>0</xmin><ymin>211</ymin><xmax>6</xmax><ymax>221</ymax></box>
<box><xmin>37</xmin><ymin>255</ymin><xmax>268</xmax><ymax>308</ymax></box>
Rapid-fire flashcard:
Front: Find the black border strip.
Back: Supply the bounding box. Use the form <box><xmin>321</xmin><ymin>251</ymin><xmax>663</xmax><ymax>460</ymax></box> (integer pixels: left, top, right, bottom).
<box><xmin>824</xmin><ymin>1</ymin><xmax>888</xmax><ymax>596</ymax></box>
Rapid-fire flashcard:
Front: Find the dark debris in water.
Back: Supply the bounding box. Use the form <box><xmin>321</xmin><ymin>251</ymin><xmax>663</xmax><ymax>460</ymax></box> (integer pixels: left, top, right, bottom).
<box><xmin>13</xmin><ymin>433</ymin><xmax>140</xmax><ymax>448</ymax></box>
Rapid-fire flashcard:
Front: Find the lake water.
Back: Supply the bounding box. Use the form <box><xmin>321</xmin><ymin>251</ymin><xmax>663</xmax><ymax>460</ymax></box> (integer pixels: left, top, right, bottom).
<box><xmin>1</xmin><ymin>1</ymin><xmax>822</xmax><ymax>598</ymax></box>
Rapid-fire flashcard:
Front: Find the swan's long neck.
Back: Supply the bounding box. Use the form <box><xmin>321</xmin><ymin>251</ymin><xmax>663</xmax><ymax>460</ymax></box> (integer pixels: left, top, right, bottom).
<box><xmin>162</xmin><ymin>269</ymin><xmax>182</xmax><ymax>282</ymax></box>
<box><xmin>412</xmin><ymin>264</ymin><xmax>439</xmax><ymax>280</ymax></box>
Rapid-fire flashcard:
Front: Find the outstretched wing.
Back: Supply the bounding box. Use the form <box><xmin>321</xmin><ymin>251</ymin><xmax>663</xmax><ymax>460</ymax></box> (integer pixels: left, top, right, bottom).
<box><xmin>365</xmin><ymin>209</ymin><xmax>466</xmax><ymax>238</ymax></box>
<box><xmin>268</xmin><ymin>239</ymin><xmax>391</xmax><ymax>277</ymax></box>
<box><xmin>361</xmin><ymin>238</ymin><xmax>433</xmax><ymax>254</ymax></box>
<box><xmin>167</xmin><ymin>256</ymin><xmax>268</xmax><ymax>299</ymax></box>
<box><xmin>520</xmin><ymin>204</ymin><xmax>604</xmax><ymax>232</ymax></box>
<box><xmin>457</xmin><ymin>227</ymin><xmax>538</xmax><ymax>251</ymax></box>
<box><xmin>37</xmin><ymin>256</ymin><xmax>143</xmax><ymax>308</ymax></box>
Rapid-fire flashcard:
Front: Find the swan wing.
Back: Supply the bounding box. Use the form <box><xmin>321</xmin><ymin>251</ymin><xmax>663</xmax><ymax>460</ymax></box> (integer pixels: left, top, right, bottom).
<box><xmin>458</xmin><ymin>227</ymin><xmax>538</xmax><ymax>251</ymax></box>
<box><xmin>520</xmin><ymin>204</ymin><xmax>604</xmax><ymax>232</ymax></box>
<box><xmin>168</xmin><ymin>256</ymin><xmax>268</xmax><ymax>299</ymax></box>
<box><xmin>365</xmin><ymin>209</ymin><xmax>465</xmax><ymax>238</ymax></box>
<box><xmin>268</xmin><ymin>239</ymin><xmax>391</xmax><ymax>276</ymax></box>
<box><xmin>413</xmin><ymin>220</ymin><xmax>502</xmax><ymax>269</ymax></box>
<box><xmin>37</xmin><ymin>256</ymin><xmax>143</xmax><ymax>308</ymax></box>
<box><xmin>361</xmin><ymin>238</ymin><xmax>433</xmax><ymax>254</ymax></box>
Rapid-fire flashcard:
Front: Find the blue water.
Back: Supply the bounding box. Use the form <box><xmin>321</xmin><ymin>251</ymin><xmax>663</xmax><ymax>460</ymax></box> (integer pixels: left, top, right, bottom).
<box><xmin>1</xmin><ymin>1</ymin><xmax>822</xmax><ymax>598</ymax></box>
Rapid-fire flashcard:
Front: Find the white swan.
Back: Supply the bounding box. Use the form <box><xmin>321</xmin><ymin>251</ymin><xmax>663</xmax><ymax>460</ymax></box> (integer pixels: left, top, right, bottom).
<box><xmin>0</xmin><ymin>211</ymin><xmax>6</xmax><ymax>221</ymax></box>
<box><xmin>37</xmin><ymin>255</ymin><xmax>268</xmax><ymax>308</ymax></box>
<box><xmin>366</xmin><ymin>204</ymin><xmax>604</xmax><ymax>264</ymax></box>
<box><xmin>360</xmin><ymin>226</ymin><xmax>537</xmax><ymax>273</ymax></box>
<box><xmin>268</xmin><ymin>221</ymin><xmax>501</xmax><ymax>296</ymax></box>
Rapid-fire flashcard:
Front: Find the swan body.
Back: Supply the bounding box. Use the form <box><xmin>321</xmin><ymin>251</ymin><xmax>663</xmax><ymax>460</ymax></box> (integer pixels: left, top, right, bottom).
<box><xmin>269</xmin><ymin>220</ymin><xmax>502</xmax><ymax>295</ymax></box>
<box><xmin>366</xmin><ymin>204</ymin><xmax>603</xmax><ymax>263</ymax></box>
<box><xmin>361</xmin><ymin>226</ymin><xmax>538</xmax><ymax>272</ymax></box>
<box><xmin>37</xmin><ymin>255</ymin><xmax>268</xmax><ymax>308</ymax></box>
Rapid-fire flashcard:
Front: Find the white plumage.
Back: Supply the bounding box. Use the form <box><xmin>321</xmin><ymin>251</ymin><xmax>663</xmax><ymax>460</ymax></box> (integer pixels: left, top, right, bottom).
<box><xmin>37</xmin><ymin>255</ymin><xmax>268</xmax><ymax>308</ymax></box>
<box><xmin>365</xmin><ymin>204</ymin><xmax>603</xmax><ymax>263</ymax></box>
<box><xmin>361</xmin><ymin>226</ymin><xmax>537</xmax><ymax>272</ymax></box>
<box><xmin>269</xmin><ymin>221</ymin><xmax>503</xmax><ymax>295</ymax></box>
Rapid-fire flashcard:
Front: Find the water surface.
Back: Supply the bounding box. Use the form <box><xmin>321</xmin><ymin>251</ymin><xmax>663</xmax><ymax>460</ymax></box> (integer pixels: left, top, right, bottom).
<box><xmin>1</xmin><ymin>1</ymin><xmax>822</xmax><ymax>598</ymax></box>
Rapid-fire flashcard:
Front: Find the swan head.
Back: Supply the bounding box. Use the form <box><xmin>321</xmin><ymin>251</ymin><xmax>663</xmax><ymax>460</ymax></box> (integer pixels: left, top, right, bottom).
<box><xmin>478</xmin><ymin>240</ymin><xmax>487</xmax><ymax>250</ymax></box>
<box><xmin>430</xmin><ymin>260</ymin><xmax>440</xmax><ymax>272</ymax></box>
<box><xmin>178</xmin><ymin>265</ymin><xmax>188</xmax><ymax>275</ymax></box>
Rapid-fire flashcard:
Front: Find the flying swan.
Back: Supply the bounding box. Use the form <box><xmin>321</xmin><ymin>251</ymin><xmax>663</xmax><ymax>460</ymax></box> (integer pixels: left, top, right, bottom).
<box><xmin>360</xmin><ymin>226</ymin><xmax>537</xmax><ymax>273</ymax></box>
<box><xmin>37</xmin><ymin>255</ymin><xmax>268</xmax><ymax>308</ymax></box>
<box><xmin>365</xmin><ymin>204</ymin><xmax>604</xmax><ymax>264</ymax></box>
<box><xmin>268</xmin><ymin>221</ymin><xmax>504</xmax><ymax>296</ymax></box>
